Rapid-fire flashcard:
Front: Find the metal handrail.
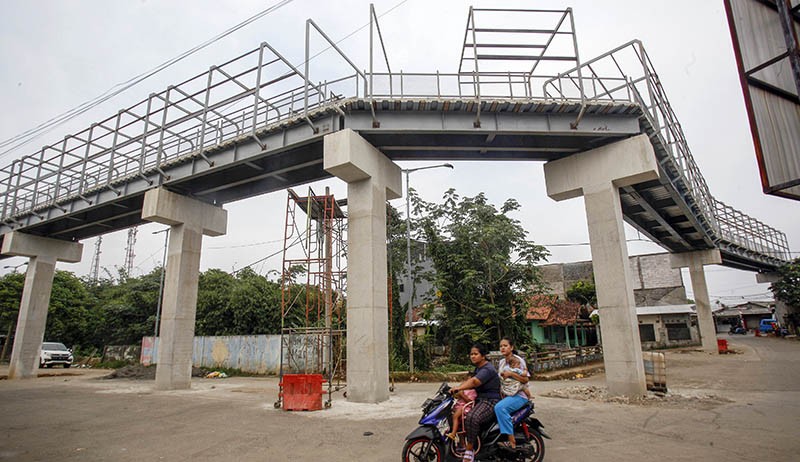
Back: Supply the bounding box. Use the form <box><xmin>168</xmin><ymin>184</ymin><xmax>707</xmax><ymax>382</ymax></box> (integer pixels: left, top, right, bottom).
<box><xmin>0</xmin><ymin>24</ymin><xmax>789</xmax><ymax>267</ymax></box>
<box><xmin>543</xmin><ymin>40</ymin><xmax>790</xmax><ymax>264</ymax></box>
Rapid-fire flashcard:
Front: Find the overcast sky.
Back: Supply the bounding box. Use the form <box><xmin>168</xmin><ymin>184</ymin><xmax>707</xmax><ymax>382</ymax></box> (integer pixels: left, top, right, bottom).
<box><xmin>1</xmin><ymin>0</ymin><xmax>797</xmax><ymax>305</ymax></box>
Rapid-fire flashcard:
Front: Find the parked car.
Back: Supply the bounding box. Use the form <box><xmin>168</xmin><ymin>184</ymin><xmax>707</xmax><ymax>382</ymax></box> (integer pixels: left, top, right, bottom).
<box><xmin>39</xmin><ymin>342</ymin><xmax>73</xmax><ymax>368</ymax></box>
<box><xmin>759</xmin><ymin>318</ymin><xmax>777</xmax><ymax>334</ymax></box>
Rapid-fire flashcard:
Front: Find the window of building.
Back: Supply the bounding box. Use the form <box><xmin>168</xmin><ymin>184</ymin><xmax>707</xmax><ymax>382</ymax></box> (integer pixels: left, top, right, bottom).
<box><xmin>639</xmin><ymin>324</ymin><xmax>656</xmax><ymax>342</ymax></box>
<box><xmin>666</xmin><ymin>323</ymin><xmax>691</xmax><ymax>340</ymax></box>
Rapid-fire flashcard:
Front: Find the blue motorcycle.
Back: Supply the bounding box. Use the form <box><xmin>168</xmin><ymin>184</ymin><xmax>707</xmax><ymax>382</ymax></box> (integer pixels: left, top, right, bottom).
<box><xmin>402</xmin><ymin>383</ymin><xmax>549</xmax><ymax>461</ymax></box>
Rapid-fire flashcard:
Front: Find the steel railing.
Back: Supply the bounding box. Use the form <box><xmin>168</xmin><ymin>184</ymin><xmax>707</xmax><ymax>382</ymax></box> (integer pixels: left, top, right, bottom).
<box><xmin>543</xmin><ymin>40</ymin><xmax>790</xmax><ymax>263</ymax></box>
<box><xmin>0</xmin><ymin>30</ymin><xmax>789</xmax><ymax>266</ymax></box>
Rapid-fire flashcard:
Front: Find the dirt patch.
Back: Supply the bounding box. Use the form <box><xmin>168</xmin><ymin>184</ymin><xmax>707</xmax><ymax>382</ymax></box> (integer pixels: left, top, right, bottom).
<box><xmin>102</xmin><ymin>365</ymin><xmax>207</xmax><ymax>380</ymax></box>
<box><xmin>542</xmin><ymin>385</ymin><xmax>733</xmax><ymax>410</ymax></box>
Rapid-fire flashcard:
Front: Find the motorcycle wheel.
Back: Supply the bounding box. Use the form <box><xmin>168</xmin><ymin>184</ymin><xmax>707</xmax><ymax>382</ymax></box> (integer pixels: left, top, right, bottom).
<box><xmin>402</xmin><ymin>437</ymin><xmax>444</xmax><ymax>462</ymax></box>
<box><xmin>521</xmin><ymin>430</ymin><xmax>546</xmax><ymax>462</ymax></box>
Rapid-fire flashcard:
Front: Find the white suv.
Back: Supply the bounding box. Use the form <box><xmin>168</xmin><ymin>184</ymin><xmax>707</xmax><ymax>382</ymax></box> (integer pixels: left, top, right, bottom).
<box><xmin>39</xmin><ymin>342</ymin><xmax>73</xmax><ymax>368</ymax></box>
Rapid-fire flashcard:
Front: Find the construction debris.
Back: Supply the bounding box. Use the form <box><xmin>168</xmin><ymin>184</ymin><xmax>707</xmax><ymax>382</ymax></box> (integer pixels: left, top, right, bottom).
<box><xmin>543</xmin><ymin>385</ymin><xmax>733</xmax><ymax>409</ymax></box>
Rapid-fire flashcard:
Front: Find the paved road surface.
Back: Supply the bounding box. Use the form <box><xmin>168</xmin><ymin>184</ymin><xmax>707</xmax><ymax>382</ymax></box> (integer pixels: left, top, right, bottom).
<box><xmin>1</xmin><ymin>334</ymin><xmax>798</xmax><ymax>461</ymax></box>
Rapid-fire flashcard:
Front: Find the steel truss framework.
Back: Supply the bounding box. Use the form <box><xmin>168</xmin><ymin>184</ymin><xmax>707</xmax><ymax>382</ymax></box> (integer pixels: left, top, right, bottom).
<box><xmin>0</xmin><ymin>5</ymin><xmax>791</xmax><ymax>272</ymax></box>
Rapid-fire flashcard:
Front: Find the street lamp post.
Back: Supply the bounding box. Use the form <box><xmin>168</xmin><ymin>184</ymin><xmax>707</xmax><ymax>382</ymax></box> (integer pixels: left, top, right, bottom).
<box><xmin>153</xmin><ymin>228</ymin><xmax>170</xmax><ymax>338</ymax></box>
<box><xmin>403</xmin><ymin>163</ymin><xmax>453</xmax><ymax>373</ymax></box>
<box><xmin>3</xmin><ymin>262</ymin><xmax>28</xmax><ymax>273</ymax></box>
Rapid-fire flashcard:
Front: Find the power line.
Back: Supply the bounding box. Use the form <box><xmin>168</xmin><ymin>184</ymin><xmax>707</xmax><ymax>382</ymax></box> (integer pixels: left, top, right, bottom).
<box><xmin>206</xmin><ymin>238</ymin><xmax>284</xmax><ymax>250</ymax></box>
<box><xmin>539</xmin><ymin>238</ymin><xmax>652</xmax><ymax>247</ymax></box>
<box><xmin>231</xmin><ymin>233</ymin><xmax>303</xmax><ymax>275</ymax></box>
<box><xmin>0</xmin><ymin>0</ymin><xmax>295</xmax><ymax>159</ymax></box>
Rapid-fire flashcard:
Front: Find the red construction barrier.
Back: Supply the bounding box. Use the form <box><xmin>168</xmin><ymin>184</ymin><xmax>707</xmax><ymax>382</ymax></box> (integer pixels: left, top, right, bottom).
<box><xmin>280</xmin><ymin>374</ymin><xmax>325</xmax><ymax>411</ymax></box>
<box><xmin>717</xmin><ymin>339</ymin><xmax>728</xmax><ymax>354</ymax></box>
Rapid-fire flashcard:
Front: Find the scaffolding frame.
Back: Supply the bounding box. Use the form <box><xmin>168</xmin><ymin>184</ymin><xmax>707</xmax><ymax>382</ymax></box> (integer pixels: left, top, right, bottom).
<box><xmin>275</xmin><ymin>187</ymin><xmax>347</xmax><ymax>409</ymax></box>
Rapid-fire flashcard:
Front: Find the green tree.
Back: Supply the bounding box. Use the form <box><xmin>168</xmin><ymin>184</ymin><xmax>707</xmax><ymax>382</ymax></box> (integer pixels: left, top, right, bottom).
<box><xmin>45</xmin><ymin>271</ymin><xmax>95</xmax><ymax>349</ymax></box>
<box><xmin>229</xmin><ymin>267</ymin><xmax>282</xmax><ymax>334</ymax></box>
<box><xmin>196</xmin><ymin>269</ymin><xmax>237</xmax><ymax>335</ymax></box>
<box><xmin>387</xmin><ymin>203</ymin><xmax>412</xmax><ymax>369</ymax></box>
<box><xmin>772</xmin><ymin>258</ymin><xmax>800</xmax><ymax>308</ymax></box>
<box><xmin>95</xmin><ymin>268</ymin><xmax>161</xmax><ymax>345</ymax></box>
<box><xmin>418</xmin><ymin>189</ymin><xmax>549</xmax><ymax>362</ymax></box>
<box><xmin>566</xmin><ymin>280</ymin><xmax>597</xmax><ymax>307</ymax></box>
<box><xmin>0</xmin><ymin>271</ymin><xmax>103</xmax><ymax>355</ymax></box>
<box><xmin>0</xmin><ymin>272</ymin><xmax>25</xmax><ymax>358</ymax></box>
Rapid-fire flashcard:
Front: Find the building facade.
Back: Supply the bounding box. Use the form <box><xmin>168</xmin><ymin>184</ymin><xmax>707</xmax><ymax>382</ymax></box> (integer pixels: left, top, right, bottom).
<box><xmin>539</xmin><ymin>252</ymin><xmax>689</xmax><ymax>307</ymax></box>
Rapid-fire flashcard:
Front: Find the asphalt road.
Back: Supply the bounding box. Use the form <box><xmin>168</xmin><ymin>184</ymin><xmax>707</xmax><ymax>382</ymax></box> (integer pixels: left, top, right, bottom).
<box><xmin>1</xmin><ymin>334</ymin><xmax>798</xmax><ymax>461</ymax></box>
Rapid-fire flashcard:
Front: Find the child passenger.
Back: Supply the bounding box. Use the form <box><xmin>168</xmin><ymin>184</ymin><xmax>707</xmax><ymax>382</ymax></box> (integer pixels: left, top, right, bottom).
<box><xmin>501</xmin><ymin>355</ymin><xmax>531</xmax><ymax>399</ymax></box>
<box><xmin>447</xmin><ymin>382</ymin><xmax>477</xmax><ymax>441</ymax></box>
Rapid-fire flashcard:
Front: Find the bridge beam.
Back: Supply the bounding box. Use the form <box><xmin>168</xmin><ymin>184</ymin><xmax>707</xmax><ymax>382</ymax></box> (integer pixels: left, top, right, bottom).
<box><xmin>141</xmin><ymin>188</ymin><xmax>227</xmax><ymax>390</ymax></box>
<box><xmin>544</xmin><ymin>134</ymin><xmax>658</xmax><ymax>398</ymax></box>
<box><xmin>1</xmin><ymin>232</ymin><xmax>82</xmax><ymax>379</ymax></box>
<box><xmin>670</xmin><ymin>249</ymin><xmax>722</xmax><ymax>354</ymax></box>
<box><xmin>324</xmin><ymin>129</ymin><xmax>401</xmax><ymax>403</ymax></box>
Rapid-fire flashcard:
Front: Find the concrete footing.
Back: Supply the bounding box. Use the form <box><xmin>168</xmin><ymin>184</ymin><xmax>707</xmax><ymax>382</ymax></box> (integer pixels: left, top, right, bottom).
<box><xmin>544</xmin><ymin>134</ymin><xmax>658</xmax><ymax>397</ymax></box>
<box><xmin>324</xmin><ymin>129</ymin><xmax>401</xmax><ymax>403</ymax></box>
<box><xmin>1</xmin><ymin>232</ymin><xmax>82</xmax><ymax>379</ymax></box>
<box><xmin>671</xmin><ymin>249</ymin><xmax>722</xmax><ymax>353</ymax></box>
<box><xmin>142</xmin><ymin>188</ymin><xmax>227</xmax><ymax>390</ymax></box>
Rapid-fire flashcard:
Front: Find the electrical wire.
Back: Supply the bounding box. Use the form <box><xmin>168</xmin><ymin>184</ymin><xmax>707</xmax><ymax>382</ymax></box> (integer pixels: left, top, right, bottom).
<box><xmin>0</xmin><ymin>0</ymin><xmax>295</xmax><ymax>159</ymax></box>
<box><xmin>206</xmin><ymin>238</ymin><xmax>284</xmax><ymax>250</ymax></box>
<box><xmin>538</xmin><ymin>238</ymin><xmax>652</xmax><ymax>247</ymax></box>
<box><xmin>231</xmin><ymin>232</ymin><xmax>303</xmax><ymax>275</ymax></box>
<box><xmin>0</xmin><ymin>0</ymin><xmax>416</xmax><ymax>161</ymax></box>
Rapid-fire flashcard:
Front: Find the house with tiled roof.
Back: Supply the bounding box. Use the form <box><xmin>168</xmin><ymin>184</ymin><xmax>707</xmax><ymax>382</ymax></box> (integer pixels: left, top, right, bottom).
<box><xmin>526</xmin><ymin>294</ymin><xmax>594</xmax><ymax>347</ymax></box>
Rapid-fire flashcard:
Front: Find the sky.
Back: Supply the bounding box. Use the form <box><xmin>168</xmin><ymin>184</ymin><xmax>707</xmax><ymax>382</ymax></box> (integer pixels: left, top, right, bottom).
<box><xmin>0</xmin><ymin>0</ymin><xmax>797</xmax><ymax>306</ymax></box>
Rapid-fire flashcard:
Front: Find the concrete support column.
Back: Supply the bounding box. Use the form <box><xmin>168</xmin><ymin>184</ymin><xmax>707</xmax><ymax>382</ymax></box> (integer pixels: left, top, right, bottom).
<box><xmin>324</xmin><ymin>129</ymin><xmax>401</xmax><ymax>403</ymax></box>
<box><xmin>142</xmin><ymin>188</ymin><xmax>227</xmax><ymax>390</ymax></box>
<box><xmin>544</xmin><ymin>134</ymin><xmax>659</xmax><ymax>398</ymax></box>
<box><xmin>671</xmin><ymin>249</ymin><xmax>722</xmax><ymax>353</ymax></box>
<box><xmin>1</xmin><ymin>232</ymin><xmax>82</xmax><ymax>379</ymax></box>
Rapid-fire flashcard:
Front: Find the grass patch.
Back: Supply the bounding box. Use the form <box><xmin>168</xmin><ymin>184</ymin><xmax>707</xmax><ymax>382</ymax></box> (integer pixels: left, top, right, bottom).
<box><xmin>391</xmin><ymin>370</ymin><xmax>470</xmax><ymax>383</ymax></box>
<box><xmin>94</xmin><ymin>359</ymin><xmax>135</xmax><ymax>369</ymax></box>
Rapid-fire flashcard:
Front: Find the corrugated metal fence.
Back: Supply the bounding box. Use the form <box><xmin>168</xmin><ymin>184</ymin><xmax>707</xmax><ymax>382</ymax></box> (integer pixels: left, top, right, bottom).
<box><xmin>141</xmin><ymin>335</ymin><xmax>287</xmax><ymax>374</ymax></box>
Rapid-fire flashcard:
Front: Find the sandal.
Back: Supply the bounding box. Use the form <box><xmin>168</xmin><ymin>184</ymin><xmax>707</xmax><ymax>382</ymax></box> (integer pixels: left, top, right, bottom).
<box><xmin>498</xmin><ymin>441</ymin><xmax>517</xmax><ymax>450</ymax></box>
<box><xmin>462</xmin><ymin>449</ymin><xmax>474</xmax><ymax>462</ymax></box>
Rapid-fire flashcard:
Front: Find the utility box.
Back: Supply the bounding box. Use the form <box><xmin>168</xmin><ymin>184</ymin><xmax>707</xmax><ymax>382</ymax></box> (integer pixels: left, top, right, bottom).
<box><xmin>280</xmin><ymin>374</ymin><xmax>325</xmax><ymax>411</ymax></box>
<box><xmin>642</xmin><ymin>351</ymin><xmax>667</xmax><ymax>393</ymax></box>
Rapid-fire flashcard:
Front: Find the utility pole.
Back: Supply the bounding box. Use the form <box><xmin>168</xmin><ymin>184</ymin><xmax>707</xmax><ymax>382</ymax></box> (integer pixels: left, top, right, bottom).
<box><xmin>402</xmin><ymin>163</ymin><xmax>454</xmax><ymax>373</ymax></box>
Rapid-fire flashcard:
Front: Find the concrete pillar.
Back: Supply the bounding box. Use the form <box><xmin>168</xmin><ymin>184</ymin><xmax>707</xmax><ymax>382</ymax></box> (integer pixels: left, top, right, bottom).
<box><xmin>324</xmin><ymin>129</ymin><xmax>401</xmax><ymax>403</ymax></box>
<box><xmin>141</xmin><ymin>188</ymin><xmax>227</xmax><ymax>390</ymax></box>
<box><xmin>670</xmin><ymin>249</ymin><xmax>722</xmax><ymax>353</ymax></box>
<box><xmin>544</xmin><ymin>134</ymin><xmax>658</xmax><ymax>398</ymax></box>
<box><xmin>1</xmin><ymin>232</ymin><xmax>82</xmax><ymax>379</ymax></box>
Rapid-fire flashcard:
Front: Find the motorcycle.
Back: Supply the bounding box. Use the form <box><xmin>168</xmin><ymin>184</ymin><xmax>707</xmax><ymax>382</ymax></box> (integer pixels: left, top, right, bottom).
<box><xmin>402</xmin><ymin>383</ymin><xmax>549</xmax><ymax>462</ymax></box>
<box><xmin>729</xmin><ymin>324</ymin><xmax>746</xmax><ymax>335</ymax></box>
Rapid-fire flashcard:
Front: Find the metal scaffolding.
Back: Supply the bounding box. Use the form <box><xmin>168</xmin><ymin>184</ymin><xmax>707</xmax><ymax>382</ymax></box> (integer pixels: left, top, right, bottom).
<box><xmin>274</xmin><ymin>187</ymin><xmax>347</xmax><ymax>409</ymax></box>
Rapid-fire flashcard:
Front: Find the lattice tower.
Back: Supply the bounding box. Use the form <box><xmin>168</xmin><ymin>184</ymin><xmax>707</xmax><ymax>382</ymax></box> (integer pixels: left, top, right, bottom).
<box><xmin>90</xmin><ymin>236</ymin><xmax>102</xmax><ymax>283</ymax></box>
<box><xmin>124</xmin><ymin>226</ymin><xmax>138</xmax><ymax>275</ymax></box>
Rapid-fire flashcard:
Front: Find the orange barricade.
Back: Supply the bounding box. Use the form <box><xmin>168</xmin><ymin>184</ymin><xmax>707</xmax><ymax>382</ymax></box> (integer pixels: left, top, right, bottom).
<box><xmin>280</xmin><ymin>374</ymin><xmax>325</xmax><ymax>411</ymax></box>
